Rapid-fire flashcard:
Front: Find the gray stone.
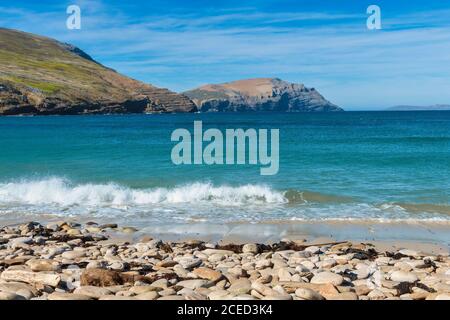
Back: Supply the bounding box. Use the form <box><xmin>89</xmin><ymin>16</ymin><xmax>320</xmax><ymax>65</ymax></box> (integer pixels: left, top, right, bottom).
<box><xmin>26</xmin><ymin>259</ymin><xmax>60</xmax><ymax>272</ymax></box>
<box><xmin>310</xmin><ymin>272</ymin><xmax>344</xmax><ymax>286</ymax></box>
<box><xmin>61</xmin><ymin>250</ymin><xmax>86</xmax><ymax>260</ymax></box>
<box><xmin>179</xmin><ymin>258</ymin><xmax>202</xmax><ymax>269</ymax></box>
<box><xmin>0</xmin><ymin>282</ymin><xmax>37</xmax><ymax>300</ymax></box>
<box><xmin>261</xmin><ymin>294</ymin><xmax>292</xmax><ymax>300</ymax></box>
<box><xmin>295</xmin><ymin>288</ymin><xmax>324</xmax><ymax>300</ymax></box>
<box><xmin>228</xmin><ymin>278</ymin><xmax>252</xmax><ymax>295</ymax></box>
<box><xmin>135</xmin><ymin>291</ymin><xmax>159</xmax><ymax>300</ymax></box>
<box><xmin>9</xmin><ymin>237</ymin><xmax>33</xmax><ymax>249</ymax></box>
<box><xmin>208</xmin><ymin>290</ymin><xmax>232</xmax><ymax>300</ymax></box>
<box><xmin>242</xmin><ymin>244</ymin><xmax>259</xmax><ymax>254</ymax></box>
<box><xmin>202</xmin><ymin>249</ymin><xmax>234</xmax><ymax>256</ymax></box>
<box><xmin>0</xmin><ymin>291</ymin><xmax>27</xmax><ymax>300</ymax></box>
<box><xmin>158</xmin><ymin>295</ymin><xmax>185</xmax><ymax>300</ymax></box>
<box><xmin>232</xmin><ymin>294</ymin><xmax>257</xmax><ymax>300</ymax></box>
<box><xmin>99</xmin><ymin>296</ymin><xmax>137</xmax><ymax>300</ymax></box>
<box><xmin>74</xmin><ymin>286</ymin><xmax>113</xmax><ymax>299</ymax></box>
<box><xmin>304</xmin><ymin>246</ymin><xmax>321</xmax><ymax>254</ymax></box>
<box><xmin>177</xmin><ymin>279</ymin><xmax>210</xmax><ymax>290</ymax></box>
<box><xmin>48</xmin><ymin>292</ymin><xmax>93</xmax><ymax>300</ymax></box>
<box><xmin>367</xmin><ymin>289</ymin><xmax>386</xmax><ymax>300</ymax></box>
<box><xmin>390</xmin><ymin>271</ymin><xmax>418</xmax><ymax>283</ymax></box>
<box><xmin>1</xmin><ymin>270</ymin><xmax>61</xmax><ymax>287</ymax></box>
<box><xmin>129</xmin><ymin>286</ymin><xmax>157</xmax><ymax>295</ymax></box>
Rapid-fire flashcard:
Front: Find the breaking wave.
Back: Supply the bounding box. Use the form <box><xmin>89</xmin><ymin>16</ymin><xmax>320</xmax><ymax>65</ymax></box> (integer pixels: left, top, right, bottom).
<box><xmin>0</xmin><ymin>178</ymin><xmax>449</xmax><ymax>223</ymax></box>
<box><xmin>0</xmin><ymin>177</ymin><xmax>287</xmax><ymax>207</ymax></box>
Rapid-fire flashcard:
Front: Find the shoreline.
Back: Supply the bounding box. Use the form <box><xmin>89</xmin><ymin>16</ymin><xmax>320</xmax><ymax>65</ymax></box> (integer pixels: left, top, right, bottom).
<box><xmin>3</xmin><ymin>217</ymin><xmax>448</xmax><ymax>254</ymax></box>
<box><xmin>0</xmin><ymin>220</ymin><xmax>449</xmax><ymax>300</ymax></box>
<box><xmin>137</xmin><ymin>220</ymin><xmax>450</xmax><ymax>252</ymax></box>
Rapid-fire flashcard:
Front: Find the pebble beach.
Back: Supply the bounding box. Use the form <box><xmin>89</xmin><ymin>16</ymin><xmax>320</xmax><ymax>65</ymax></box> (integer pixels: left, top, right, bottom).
<box><xmin>0</xmin><ymin>221</ymin><xmax>449</xmax><ymax>301</ymax></box>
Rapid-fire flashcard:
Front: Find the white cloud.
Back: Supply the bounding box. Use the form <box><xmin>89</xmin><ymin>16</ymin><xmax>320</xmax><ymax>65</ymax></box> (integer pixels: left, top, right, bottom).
<box><xmin>1</xmin><ymin>3</ymin><xmax>450</xmax><ymax>109</ymax></box>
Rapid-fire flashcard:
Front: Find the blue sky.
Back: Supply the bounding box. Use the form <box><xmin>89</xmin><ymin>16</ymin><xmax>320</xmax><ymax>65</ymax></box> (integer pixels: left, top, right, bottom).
<box><xmin>1</xmin><ymin>0</ymin><xmax>450</xmax><ymax>110</ymax></box>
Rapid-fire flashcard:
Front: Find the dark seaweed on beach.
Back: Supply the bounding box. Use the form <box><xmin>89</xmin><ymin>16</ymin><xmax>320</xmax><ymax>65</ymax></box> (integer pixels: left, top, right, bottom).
<box><xmin>339</xmin><ymin>270</ymin><xmax>358</xmax><ymax>281</ymax></box>
<box><xmin>421</xmin><ymin>258</ymin><xmax>438</xmax><ymax>271</ymax></box>
<box><xmin>182</xmin><ymin>241</ymin><xmax>207</xmax><ymax>251</ymax></box>
<box><xmin>344</xmin><ymin>247</ymin><xmax>379</xmax><ymax>261</ymax></box>
<box><xmin>395</xmin><ymin>282</ymin><xmax>415</xmax><ymax>295</ymax></box>
<box><xmin>393</xmin><ymin>279</ymin><xmax>436</xmax><ymax>296</ymax></box>
<box><xmin>385</xmin><ymin>251</ymin><xmax>409</xmax><ymax>260</ymax></box>
<box><xmin>270</xmin><ymin>242</ymin><xmax>307</xmax><ymax>252</ymax></box>
<box><xmin>217</xmin><ymin>244</ymin><xmax>244</xmax><ymax>253</ymax></box>
<box><xmin>159</xmin><ymin>242</ymin><xmax>174</xmax><ymax>253</ymax></box>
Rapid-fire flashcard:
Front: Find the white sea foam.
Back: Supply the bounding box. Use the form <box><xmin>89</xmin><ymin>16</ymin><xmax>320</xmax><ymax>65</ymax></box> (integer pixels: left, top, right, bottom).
<box><xmin>0</xmin><ymin>177</ymin><xmax>287</xmax><ymax>207</ymax></box>
<box><xmin>1</xmin><ymin>178</ymin><xmax>449</xmax><ymax>225</ymax></box>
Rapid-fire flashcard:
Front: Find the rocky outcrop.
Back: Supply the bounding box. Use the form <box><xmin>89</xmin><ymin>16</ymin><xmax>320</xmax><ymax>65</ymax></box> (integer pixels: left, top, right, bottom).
<box><xmin>0</xmin><ymin>28</ymin><xmax>196</xmax><ymax>115</ymax></box>
<box><xmin>184</xmin><ymin>78</ymin><xmax>342</xmax><ymax>112</ymax></box>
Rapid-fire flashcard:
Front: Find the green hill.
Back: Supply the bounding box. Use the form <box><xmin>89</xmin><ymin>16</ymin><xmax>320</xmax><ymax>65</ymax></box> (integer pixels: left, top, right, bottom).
<box><xmin>0</xmin><ymin>28</ymin><xmax>196</xmax><ymax>115</ymax></box>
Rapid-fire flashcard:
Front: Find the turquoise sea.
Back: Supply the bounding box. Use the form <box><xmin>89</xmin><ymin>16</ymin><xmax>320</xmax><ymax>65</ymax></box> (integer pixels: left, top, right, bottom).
<box><xmin>1</xmin><ymin>112</ymin><xmax>450</xmax><ymax>235</ymax></box>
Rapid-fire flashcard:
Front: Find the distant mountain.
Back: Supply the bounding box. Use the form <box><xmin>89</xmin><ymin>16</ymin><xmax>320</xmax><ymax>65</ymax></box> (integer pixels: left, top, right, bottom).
<box><xmin>387</xmin><ymin>105</ymin><xmax>450</xmax><ymax>111</ymax></box>
<box><xmin>0</xmin><ymin>28</ymin><xmax>196</xmax><ymax>115</ymax></box>
<box><xmin>184</xmin><ymin>78</ymin><xmax>342</xmax><ymax>112</ymax></box>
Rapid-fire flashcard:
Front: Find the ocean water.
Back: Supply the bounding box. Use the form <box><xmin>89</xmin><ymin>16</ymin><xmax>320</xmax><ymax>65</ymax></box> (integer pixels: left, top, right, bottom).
<box><xmin>1</xmin><ymin>112</ymin><xmax>450</xmax><ymax>229</ymax></box>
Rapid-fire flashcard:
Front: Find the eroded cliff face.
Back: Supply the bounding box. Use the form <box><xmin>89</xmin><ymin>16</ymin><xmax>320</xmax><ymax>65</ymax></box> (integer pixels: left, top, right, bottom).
<box><xmin>184</xmin><ymin>78</ymin><xmax>342</xmax><ymax>112</ymax></box>
<box><xmin>0</xmin><ymin>28</ymin><xmax>197</xmax><ymax>115</ymax></box>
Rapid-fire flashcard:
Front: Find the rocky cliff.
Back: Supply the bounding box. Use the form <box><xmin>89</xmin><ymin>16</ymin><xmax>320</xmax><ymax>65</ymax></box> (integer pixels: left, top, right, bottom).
<box><xmin>0</xmin><ymin>28</ymin><xmax>196</xmax><ymax>115</ymax></box>
<box><xmin>184</xmin><ymin>78</ymin><xmax>342</xmax><ymax>112</ymax></box>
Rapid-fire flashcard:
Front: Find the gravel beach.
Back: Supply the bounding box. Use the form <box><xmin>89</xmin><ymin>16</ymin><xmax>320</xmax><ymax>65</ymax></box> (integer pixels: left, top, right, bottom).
<box><xmin>0</xmin><ymin>221</ymin><xmax>449</xmax><ymax>301</ymax></box>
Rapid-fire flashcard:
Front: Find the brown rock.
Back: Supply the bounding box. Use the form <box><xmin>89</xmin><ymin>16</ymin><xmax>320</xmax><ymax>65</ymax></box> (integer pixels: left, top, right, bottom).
<box><xmin>228</xmin><ymin>278</ymin><xmax>252</xmax><ymax>295</ymax></box>
<box><xmin>0</xmin><ymin>270</ymin><xmax>61</xmax><ymax>287</ymax></box>
<box><xmin>295</xmin><ymin>288</ymin><xmax>324</xmax><ymax>300</ymax></box>
<box><xmin>158</xmin><ymin>295</ymin><xmax>185</xmax><ymax>300</ymax></box>
<box><xmin>326</xmin><ymin>292</ymin><xmax>358</xmax><ymax>300</ymax></box>
<box><xmin>129</xmin><ymin>286</ymin><xmax>157</xmax><ymax>295</ymax></box>
<box><xmin>156</xmin><ymin>260</ymin><xmax>178</xmax><ymax>268</ymax></box>
<box><xmin>355</xmin><ymin>285</ymin><xmax>372</xmax><ymax>296</ymax></box>
<box><xmin>0</xmin><ymin>291</ymin><xmax>27</xmax><ymax>300</ymax></box>
<box><xmin>0</xmin><ymin>257</ymin><xmax>34</xmax><ymax>266</ymax></box>
<box><xmin>80</xmin><ymin>268</ymin><xmax>125</xmax><ymax>287</ymax></box>
<box><xmin>74</xmin><ymin>286</ymin><xmax>113</xmax><ymax>299</ymax></box>
<box><xmin>277</xmin><ymin>282</ymin><xmax>322</xmax><ymax>294</ymax></box>
<box><xmin>48</xmin><ymin>292</ymin><xmax>93</xmax><ymax>300</ymax></box>
<box><xmin>99</xmin><ymin>296</ymin><xmax>137</xmax><ymax>300</ymax></box>
<box><xmin>0</xmin><ymin>282</ymin><xmax>38</xmax><ymax>299</ymax></box>
<box><xmin>135</xmin><ymin>291</ymin><xmax>159</xmax><ymax>300</ymax></box>
<box><xmin>26</xmin><ymin>259</ymin><xmax>60</xmax><ymax>272</ymax></box>
<box><xmin>318</xmin><ymin>283</ymin><xmax>340</xmax><ymax>299</ymax></box>
<box><xmin>367</xmin><ymin>289</ymin><xmax>386</xmax><ymax>300</ymax></box>
<box><xmin>410</xmin><ymin>292</ymin><xmax>429</xmax><ymax>300</ymax></box>
<box><xmin>193</xmin><ymin>267</ymin><xmax>223</xmax><ymax>282</ymax></box>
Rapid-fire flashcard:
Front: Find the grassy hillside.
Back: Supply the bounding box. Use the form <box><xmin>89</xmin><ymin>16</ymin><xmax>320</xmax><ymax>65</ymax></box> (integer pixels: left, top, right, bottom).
<box><xmin>0</xmin><ymin>28</ymin><xmax>196</xmax><ymax>114</ymax></box>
